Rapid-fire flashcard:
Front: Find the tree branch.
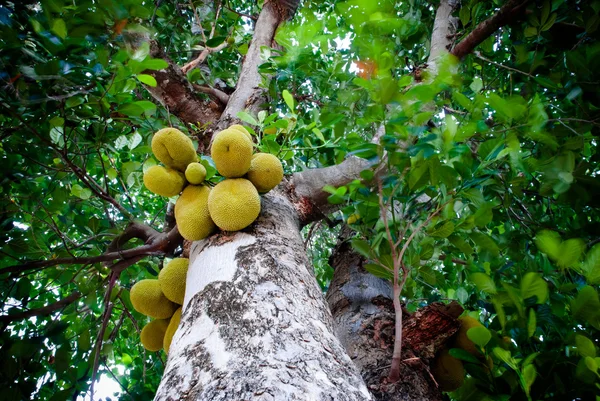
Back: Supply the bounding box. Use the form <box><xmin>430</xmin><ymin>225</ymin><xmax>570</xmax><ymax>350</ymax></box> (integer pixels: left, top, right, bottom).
<box><xmin>451</xmin><ymin>0</ymin><xmax>530</xmax><ymax>59</ymax></box>
<box><xmin>0</xmin><ymin>291</ymin><xmax>82</xmax><ymax>323</ymax></box>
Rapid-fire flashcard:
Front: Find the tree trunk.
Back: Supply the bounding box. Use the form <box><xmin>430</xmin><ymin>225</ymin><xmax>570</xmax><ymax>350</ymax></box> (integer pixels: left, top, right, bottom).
<box><xmin>155</xmin><ymin>192</ymin><xmax>371</xmax><ymax>400</ymax></box>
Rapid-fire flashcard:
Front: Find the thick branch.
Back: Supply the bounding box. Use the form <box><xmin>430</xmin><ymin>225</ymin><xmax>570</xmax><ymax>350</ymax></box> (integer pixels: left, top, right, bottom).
<box><xmin>0</xmin><ymin>291</ymin><xmax>81</xmax><ymax>323</ymax></box>
<box><xmin>106</xmin><ymin>221</ymin><xmax>161</xmax><ymax>253</ymax></box>
<box><xmin>451</xmin><ymin>0</ymin><xmax>530</xmax><ymax>59</ymax></box>
<box><xmin>429</xmin><ymin>0</ymin><xmax>459</xmax><ymax>67</ymax></box>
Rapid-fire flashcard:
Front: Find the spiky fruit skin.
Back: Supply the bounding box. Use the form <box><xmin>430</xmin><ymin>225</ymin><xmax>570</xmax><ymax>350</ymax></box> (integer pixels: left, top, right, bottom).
<box><xmin>211</xmin><ymin>129</ymin><xmax>253</xmax><ymax>177</ymax></box>
<box><xmin>143</xmin><ymin>165</ymin><xmax>186</xmax><ymax>197</ymax></box>
<box><xmin>140</xmin><ymin>319</ymin><xmax>169</xmax><ymax>352</ymax></box>
<box><xmin>175</xmin><ymin>185</ymin><xmax>216</xmax><ymax>241</ymax></box>
<box><xmin>454</xmin><ymin>316</ymin><xmax>484</xmax><ymax>357</ymax></box>
<box><xmin>159</xmin><ymin>258</ymin><xmax>188</xmax><ymax>305</ymax></box>
<box><xmin>130</xmin><ymin>279</ymin><xmax>178</xmax><ymax>319</ymax></box>
<box><xmin>229</xmin><ymin>124</ymin><xmax>252</xmax><ymax>141</ymax></box>
<box><xmin>208</xmin><ymin>178</ymin><xmax>261</xmax><ymax>231</ymax></box>
<box><xmin>185</xmin><ymin>162</ymin><xmax>206</xmax><ymax>185</ymax></box>
<box><xmin>246</xmin><ymin>153</ymin><xmax>283</xmax><ymax>193</ymax></box>
<box><xmin>151</xmin><ymin>128</ymin><xmax>197</xmax><ymax>171</ymax></box>
<box><xmin>432</xmin><ymin>348</ymin><xmax>465</xmax><ymax>392</ymax></box>
<box><xmin>164</xmin><ymin>307</ymin><xmax>182</xmax><ymax>354</ymax></box>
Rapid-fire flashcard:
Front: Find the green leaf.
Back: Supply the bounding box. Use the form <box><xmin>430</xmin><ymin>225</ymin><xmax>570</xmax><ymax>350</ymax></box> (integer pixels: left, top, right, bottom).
<box><xmin>571</xmin><ymin>286</ymin><xmax>600</xmax><ymax>329</ymax></box>
<box><xmin>522</xmin><ymin>364</ymin><xmax>537</xmax><ymax>394</ymax></box>
<box><xmin>467</xmin><ymin>326</ymin><xmax>491</xmax><ymax>348</ymax></box>
<box><xmin>556</xmin><ymin>239</ymin><xmax>585</xmax><ymax>269</ymax></box>
<box><xmin>364</xmin><ymin>263</ymin><xmax>393</xmax><ymax>280</ymax></box>
<box><xmin>493</xmin><ymin>347</ymin><xmax>517</xmax><ymax>370</ymax></box>
<box><xmin>470</xmin><ymin>77</ymin><xmax>483</xmax><ymax>93</ymax></box>
<box><xmin>137</xmin><ymin>74</ymin><xmax>157</xmax><ymax>87</ymax></box>
<box><xmin>584</xmin><ymin>356</ymin><xmax>598</xmax><ymax>373</ymax></box>
<box><xmin>351</xmin><ymin>239</ymin><xmax>372</xmax><ymax>258</ymax></box>
<box><xmin>534</xmin><ymin>230</ymin><xmax>561</xmax><ymax>260</ymax></box>
<box><xmin>237</xmin><ymin>111</ymin><xmax>259</xmax><ymax>126</ymax></box>
<box><xmin>428</xmin><ymin>221</ymin><xmax>455</xmax><ymax>238</ymax></box>
<box><xmin>71</xmin><ymin>184</ymin><xmax>92</xmax><ymax>200</ymax></box>
<box><xmin>575</xmin><ymin>334</ymin><xmax>597</xmax><ymax>358</ymax></box>
<box><xmin>581</xmin><ymin>243</ymin><xmax>600</xmax><ymax>284</ymax></box>
<box><xmin>527</xmin><ymin>308</ymin><xmax>537</xmax><ymax>338</ymax></box>
<box><xmin>51</xmin><ymin>18</ymin><xmax>67</xmax><ymax>39</ymax></box>
<box><xmin>449</xmin><ymin>348</ymin><xmax>481</xmax><ymax>364</ymax></box>
<box><xmin>520</xmin><ymin>272</ymin><xmax>548</xmax><ymax>304</ymax></box>
<box><xmin>312</xmin><ymin>128</ymin><xmax>325</xmax><ymax>142</ymax></box>
<box><xmin>282</xmin><ymin>90</ymin><xmax>295</xmax><ymax>111</ymax></box>
<box><xmin>470</xmin><ymin>272</ymin><xmax>497</xmax><ymax>294</ymax></box>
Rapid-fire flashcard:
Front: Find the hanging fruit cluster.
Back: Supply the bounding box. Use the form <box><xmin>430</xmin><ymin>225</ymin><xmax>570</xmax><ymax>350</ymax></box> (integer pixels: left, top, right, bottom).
<box><xmin>132</xmin><ymin>258</ymin><xmax>188</xmax><ymax>353</ymax></box>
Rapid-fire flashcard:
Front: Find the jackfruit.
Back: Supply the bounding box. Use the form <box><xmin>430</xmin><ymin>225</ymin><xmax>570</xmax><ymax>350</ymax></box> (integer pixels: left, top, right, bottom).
<box><xmin>164</xmin><ymin>307</ymin><xmax>182</xmax><ymax>354</ymax></box>
<box><xmin>143</xmin><ymin>165</ymin><xmax>186</xmax><ymax>197</ymax></box>
<box><xmin>130</xmin><ymin>279</ymin><xmax>178</xmax><ymax>319</ymax></box>
<box><xmin>211</xmin><ymin>128</ymin><xmax>253</xmax><ymax>177</ymax></box>
<box><xmin>185</xmin><ymin>162</ymin><xmax>207</xmax><ymax>185</ymax></box>
<box><xmin>453</xmin><ymin>316</ymin><xmax>484</xmax><ymax>357</ymax></box>
<box><xmin>432</xmin><ymin>348</ymin><xmax>465</xmax><ymax>392</ymax></box>
<box><xmin>229</xmin><ymin>124</ymin><xmax>252</xmax><ymax>141</ymax></box>
<box><xmin>159</xmin><ymin>258</ymin><xmax>188</xmax><ymax>305</ymax></box>
<box><xmin>347</xmin><ymin>213</ymin><xmax>360</xmax><ymax>225</ymax></box>
<box><xmin>152</xmin><ymin>127</ymin><xmax>198</xmax><ymax>171</ymax></box>
<box><xmin>246</xmin><ymin>153</ymin><xmax>283</xmax><ymax>193</ymax></box>
<box><xmin>208</xmin><ymin>178</ymin><xmax>261</xmax><ymax>231</ymax></box>
<box><xmin>175</xmin><ymin>185</ymin><xmax>216</xmax><ymax>241</ymax></box>
<box><xmin>140</xmin><ymin>319</ymin><xmax>169</xmax><ymax>352</ymax></box>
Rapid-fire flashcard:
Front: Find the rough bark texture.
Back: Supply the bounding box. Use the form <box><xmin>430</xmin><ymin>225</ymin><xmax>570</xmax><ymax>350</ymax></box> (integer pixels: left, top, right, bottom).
<box><xmin>155</xmin><ymin>193</ymin><xmax>371</xmax><ymax>401</ymax></box>
<box><xmin>326</xmin><ymin>229</ymin><xmax>463</xmax><ymax>400</ymax></box>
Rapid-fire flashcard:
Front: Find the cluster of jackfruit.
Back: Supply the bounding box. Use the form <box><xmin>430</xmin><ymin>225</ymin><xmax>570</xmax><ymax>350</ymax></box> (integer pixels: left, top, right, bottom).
<box><xmin>142</xmin><ymin>125</ymin><xmax>284</xmax><ymax>241</ymax></box>
<box><xmin>131</xmin><ymin>258</ymin><xmax>188</xmax><ymax>353</ymax></box>
<box><xmin>431</xmin><ymin>315</ymin><xmax>491</xmax><ymax>392</ymax></box>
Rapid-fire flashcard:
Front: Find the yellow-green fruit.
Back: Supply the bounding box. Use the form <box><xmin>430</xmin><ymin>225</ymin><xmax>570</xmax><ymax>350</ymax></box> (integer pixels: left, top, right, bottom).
<box><xmin>185</xmin><ymin>162</ymin><xmax>207</xmax><ymax>185</ymax></box>
<box><xmin>432</xmin><ymin>348</ymin><xmax>465</xmax><ymax>392</ymax></box>
<box><xmin>151</xmin><ymin>127</ymin><xmax>198</xmax><ymax>171</ymax></box>
<box><xmin>208</xmin><ymin>178</ymin><xmax>261</xmax><ymax>231</ymax></box>
<box><xmin>246</xmin><ymin>153</ymin><xmax>283</xmax><ymax>193</ymax></box>
<box><xmin>140</xmin><ymin>319</ymin><xmax>169</xmax><ymax>352</ymax></box>
<box><xmin>175</xmin><ymin>185</ymin><xmax>216</xmax><ymax>241</ymax></box>
<box><xmin>159</xmin><ymin>258</ymin><xmax>189</xmax><ymax>305</ymax></box>
<box><xmin>211</xmin><ymin>129</ymin><xmax>253</xmax><ymax>177</ymax></box>
<box><xmin>229</xmin><ymin>124</ymin><xmax>252</xmax><ymax>141</ymax></box>
<box><xmin>143</xmin><ymin>165</ymin><xmax>186</xmax><ymax>197</ymax></box>
<box><xmin>130</xmin><ymin>279</ymin><xmax>178</xmax><ymax>319</ymax></box>
<box><xmin>164</xmin><ymin>307</ymin><xmax>182</xmax><ymax>354</ymax></box>
<box><xmin>454</xmin><ymin>316</ymin><xmax>484</xmax><ymax>357</ymax></box>
<box><xmin>347</xmin><ymin>213</ymin><xmax>360</xmax><ymax>225</ymax></box>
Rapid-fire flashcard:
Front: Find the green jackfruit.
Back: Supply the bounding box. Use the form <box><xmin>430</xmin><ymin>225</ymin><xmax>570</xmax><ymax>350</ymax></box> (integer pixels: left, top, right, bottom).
<box><xmin>185</xmin><ymin>162</ymin><xmax>207</xmax><ymax>185</ymax></box>
<box><xmin>152</xmin><ymin>127</ymin><xmax>198</xmax><ymax>171</ymax></box>
<box><xmin>432</xmin><ymin>348</ymin><xmax>465</xmax><ymax>392</ymax></box>
<box><xmin>229</xmin><ymin>124</ymin><xmax>252</xmax><ymax>141</ymax></box>
<box><xmin>140</xmin><ymin>319</ymin><xmax>169</xmax><ymax>352</ymax></box>
<box><xmin>130</xmin><ymin>279</ymin><xmax>178</xmax><ymax>319</ymax></box>
<box><xmin>453</xmin><ymin>316</ymin><xmax>484</xmax><ymax>357</ymax></box>
<box><xmin>246</xmin><ymin>153</ymin><xmax>283</xmax><ymax>193</ymax></box>
<box><xmin>164</xmin><ymin>307</ymin><xmax>182</xmax><ymax>354</ymax></box>
<box><xmin>175</xmin><ymin>185</ymin><xmax>216</xmax><ymax>241</ymax></box>
<box><xmin>143</xmin><ymin>165</ymin><xmax>186</xmax><ymax>197</ymax></box>
<box><xmin>159</xmin><ymin>258</ymin><xmax>188</xmax><ymax>305</ymax></box>
<box><xmin>208</xmin><ymin>178</ymin><xmax>261</xmax><ymax>231</ymax></box>
<box><xmin>211</xmin><ymin>128</ymin><xmax>253</xmax><ymax>177</ymax></box>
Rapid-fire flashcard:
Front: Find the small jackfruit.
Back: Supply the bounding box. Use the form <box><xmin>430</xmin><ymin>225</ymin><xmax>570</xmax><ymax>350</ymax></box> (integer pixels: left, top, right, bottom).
<box><xmin>453</xmin><ymin>316</ymin><xmax>484</xmax><ymax>357</ymax></box>
<box><xmin>211</xmin><ymin>129</ymin><xmax>253</xmax><ymax>177</ymax></box>
<box><xmin>143</xmin><ymin>165</ymin><xmax>186</xmax><ymax>197</ymax></box>
<box><xmin>130</xmin><ymin>279</ymin><xmax>178</xmax><ymax>319</ymax></box>
<box><xmin>347</xmin><ymin>213</ymin><xmax>360</xmax><ymax>225</ymax></box>
<box><xmin>175</xmin><ymin>185</ymin><xmax>216</xmax><ymax>241</ymax></box>
<box><xmin>246</xmin><ymin>153</ymin><xmax>283</xmax><ymax>193</ymax></box>
<box><xmin>208</xmin><ymin>178</ymin><xmax>261</xmax><ymax>231</ymax></box>
<box><xmin>140</xmin><ymin>319</ymin><xmax>169</xmax><ymax>352</ymax></box>
<box><xmin>185</xmin><ymin>162</ymin><xmax>207</xmax><ymax>185</ymax></box>
<box><xmin>152</xmin><ymin>128</ymin><xmax>198</xmax><ymax>171</ymax></box>
<box><xmin>229</xmin><ymin>124</ymin><xmax>252</xmax><ymax>141</ymax></box>
<box><xmin>432</xmin><ymin>348</ymin><xmax>465</xmax><ymax>392</ymax></box>
<box><xmin>159</xmin><ymin>258</ymin><xmax>188</xmax><ymax>305</ymax></box>
<box><xmin>164</xmin><ymin>307</ymin><xmax>182</xmax><ymax>354</ymax></box>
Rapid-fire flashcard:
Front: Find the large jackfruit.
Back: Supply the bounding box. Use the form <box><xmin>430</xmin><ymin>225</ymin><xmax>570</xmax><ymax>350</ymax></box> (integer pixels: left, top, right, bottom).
<box><xmin>140</xmin><ymin>319</ymin><xmax>169</xmax><ymax>352</ymax></box>
<box><xmin>175</xmin><ymin>185</ymin><xmax>216</xmax><ymax>241</ymax></box>
<box><xmin>246</xmin><ymin>153</ymin><xmax>283</xmax><ymax>193</ymax></box>
<box><xmin>453</xmin><ymin>316</ymin><xmax>484</xmax><ymax>357</ymax></box>
<box><xmin>130</xmin><ymin>279</ymin><xmax>178</xmax><ymax>319</ymax></box>
<box><xmin>143</xmin><ymin>165</ymin><xmax>186</xmax><ymax>197</ymax></box>
<box><xmin>229</xmin><ymin>124</ymin><xmax>252</xmax><ymax>141</ymax></box>
<box><xmin>432</xmin><ymin>348</ymin><xmax>465</xmax><ymax>392</ymax></box>
<box><xmin>152</xmin><ymin>128</ymin><xmax>198</xmax><ymax>171</ymax></box>
<box><xmin>164</xmin><ymin>307</ymin><xmax>182</xmax><ymax>354</ymax></box>
<box><xmin>208</xmin><ymin>178</ymin><xmax>261</xmax><ymax>231</ymax></box>
<box><xmin>185</xmin><ymin>162</ymin><xmax>206</xmax><ymax>185</ymax></box>
<box><xmin>211</xmin><ymin>128</ymin><xmax>253</xmax><ymax>177</ymax></box>
<box><xmin>159</xmin><ymin>258</ymin><xmax>188</xmax><ymax>305</ymax></box>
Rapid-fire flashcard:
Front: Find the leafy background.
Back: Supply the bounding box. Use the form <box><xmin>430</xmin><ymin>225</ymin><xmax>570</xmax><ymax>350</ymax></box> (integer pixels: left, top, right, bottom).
<box><xmin>0</xmin><ymin>0</ymin><xmax>599</xmax><ymax>400</ymax></box>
